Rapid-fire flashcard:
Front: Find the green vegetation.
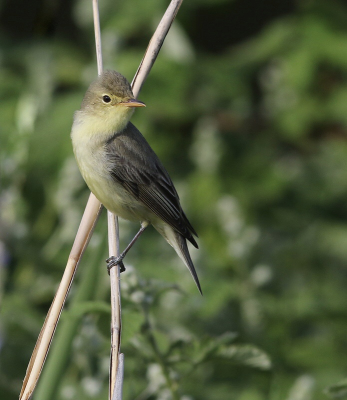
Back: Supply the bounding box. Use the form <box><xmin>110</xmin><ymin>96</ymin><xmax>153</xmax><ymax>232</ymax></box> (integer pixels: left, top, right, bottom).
<box><xmin>2</xmin><ymin>0</ymin><xmax>347</xmax><ymax>399</ymax></box>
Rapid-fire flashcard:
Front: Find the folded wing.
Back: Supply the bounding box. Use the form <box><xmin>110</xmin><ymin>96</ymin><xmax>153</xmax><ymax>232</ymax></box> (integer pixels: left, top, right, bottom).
<box><xmin>105</xmin><ymin>122</ymin><xmax>198</xmax><ymax>248</ymax></box>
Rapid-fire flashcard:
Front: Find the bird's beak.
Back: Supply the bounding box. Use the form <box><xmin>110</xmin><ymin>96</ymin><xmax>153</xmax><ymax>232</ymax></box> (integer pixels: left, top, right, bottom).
<box><xmin>119</xmin><ymin>98</ymin><xmax>146</xmax><ymax>107</ymax></box>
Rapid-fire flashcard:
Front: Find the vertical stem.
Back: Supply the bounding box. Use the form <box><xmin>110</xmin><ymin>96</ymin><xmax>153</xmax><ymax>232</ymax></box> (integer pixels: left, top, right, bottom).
<box><xmin>92</xmin><ymin>1</ymin><xmax>122</xmax><ymax>398</ymax></box>
<box><xmin>93</xmin><ymin>0</ymin><xmax>103</xmax><ymax>75</ymax></box>
<box><xmin>108</xmin><ymin>212</ymin><xmax>122</xmax><ymax>399</ymax></box>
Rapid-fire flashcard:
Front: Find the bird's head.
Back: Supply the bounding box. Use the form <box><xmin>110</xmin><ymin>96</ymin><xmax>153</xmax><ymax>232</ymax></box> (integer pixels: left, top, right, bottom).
<box><xmin>80</xmin><ymin>70</ymin><xmax>145</xmax><ymax>119</ymax></box>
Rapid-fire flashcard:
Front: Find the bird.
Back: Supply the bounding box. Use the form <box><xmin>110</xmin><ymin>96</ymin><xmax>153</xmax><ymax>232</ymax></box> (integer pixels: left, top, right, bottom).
<box><xmin>71</xmin><ymin>70</ymin><xmax>201</xmax><ymax>294</ymax></box>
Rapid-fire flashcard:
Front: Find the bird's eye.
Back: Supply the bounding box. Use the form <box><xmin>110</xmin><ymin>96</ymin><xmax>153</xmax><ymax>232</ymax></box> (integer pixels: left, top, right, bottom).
<box><xmin>102</xmin><ymin>95</ymin><xmax>111</xmax><ymax>103</ymax></box>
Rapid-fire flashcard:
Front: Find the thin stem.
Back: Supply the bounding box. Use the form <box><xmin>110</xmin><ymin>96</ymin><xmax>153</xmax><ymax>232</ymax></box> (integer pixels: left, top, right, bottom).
<box><xmin>93</xmin><ymin>0</ymin><xmax>103</xmax><ymax>75</ymax></box>
<box><xmin>34</xmin><ymin>230</ymin><xmax>106</xmax><ymax>400</ymax></box>
<box><xmin>107</xmin><ymin>212</ymin><xmax>122</xmax><ymax>400</ymax></box>
<box><xmin>92</xmin><ymin>1</ymin><xmax>122</xmax><ymax>398</ymax></box>
<box><xmin>19</xmin><ymin>194</ymin><xmax>103</xmax><ymax>400</ymax></box>
<box><xmin>131</xmin><ymin>0</ymin><xmax>183</xmax><ymax>98</ymax></box>
<box><xmin>93</xmin><ymin>0</ymin><xmax>123</xmax><ymax>400</ymax></box>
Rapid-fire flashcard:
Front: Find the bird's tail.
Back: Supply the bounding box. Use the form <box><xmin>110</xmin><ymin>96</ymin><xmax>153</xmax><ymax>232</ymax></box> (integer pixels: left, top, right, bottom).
<box><xmin>171</xmin><ymin>231</ymin><xmax>202</xmax><ymax>295</ymax></box>
<box><xmin>153</xmin><ymin>223</ymin><xmax>202</xmax><ymax>294</ymax></box>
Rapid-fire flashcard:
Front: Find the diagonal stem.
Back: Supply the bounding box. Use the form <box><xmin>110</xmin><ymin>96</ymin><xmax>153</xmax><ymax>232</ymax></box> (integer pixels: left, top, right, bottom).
<box><xmin>19</xmin><ymin>194</ymin><xmax>103</xmax><ymax>400</ymax></box>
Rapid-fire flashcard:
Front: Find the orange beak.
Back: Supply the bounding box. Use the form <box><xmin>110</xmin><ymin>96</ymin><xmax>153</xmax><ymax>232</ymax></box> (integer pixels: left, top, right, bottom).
<box><xmin>119</xmin><ymin>98</ymin><xmax>146</xmax><ymax>107</ymax></box>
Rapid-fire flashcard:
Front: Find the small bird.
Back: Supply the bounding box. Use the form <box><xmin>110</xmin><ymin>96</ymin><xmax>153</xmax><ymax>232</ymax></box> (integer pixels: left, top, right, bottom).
<box><xmin>71</xmin><ymin>70</ymin><xmax>201</xmax><ymax>294</ymax></box>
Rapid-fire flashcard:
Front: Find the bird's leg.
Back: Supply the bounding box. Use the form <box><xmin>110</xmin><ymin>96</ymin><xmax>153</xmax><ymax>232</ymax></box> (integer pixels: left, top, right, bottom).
<box><xmin>106</xmin><ymin>223</ymin><xmax>148</xmax><ymax>274</ymax></box>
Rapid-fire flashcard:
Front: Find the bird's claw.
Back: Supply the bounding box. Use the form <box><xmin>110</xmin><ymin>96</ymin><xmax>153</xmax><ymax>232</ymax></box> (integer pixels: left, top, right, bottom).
<box><xmin>106</xmin><ymin>256</ymin><xmax>126</xmax><ymax>274</ymax></box>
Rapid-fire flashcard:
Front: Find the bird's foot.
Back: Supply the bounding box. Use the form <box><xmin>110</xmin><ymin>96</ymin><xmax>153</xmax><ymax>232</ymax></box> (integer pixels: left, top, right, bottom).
<box><xmin>106</xmin><ymin>255</ymin><xmax>126</xmax><ymax>274</ymax></box>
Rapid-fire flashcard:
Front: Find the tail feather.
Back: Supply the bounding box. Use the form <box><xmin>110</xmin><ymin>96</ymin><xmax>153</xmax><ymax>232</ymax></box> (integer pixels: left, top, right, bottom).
<box><xmin>153</xmin><ymin>223</ymin><xmax>202</xmax><ymax>294</ymax></box>
<box><xmin>175</xmin><ymin>233</ymin><xmax>202</xmax><ymax>295</ymax></box>
<box><xmin>187</xmin><ymin>234</ymin><xmax>199</xmax><ymax>249</ymax></box>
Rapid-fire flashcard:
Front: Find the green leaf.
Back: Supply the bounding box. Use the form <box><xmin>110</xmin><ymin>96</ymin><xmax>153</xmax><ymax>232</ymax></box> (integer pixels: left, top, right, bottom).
<box><xmin>65</xmin><ymin>301</ymin><xmax>111</xmax><ymax>318</ymax></box>
<box><xmin>217</xmin><ymin>344</ymin><xmax>272</xmax><ymax>370</ymax></box>
<box><xmin>325</xmin><ymin>379</ymin><xmax>347</xmax><ymax>399</ymax></box>
<box><xmin>192</xmin><ymin>332</ymin><xmax>238</xmax><ymax>364</ymax></box>
<box><xmin>121</xmin><ymin>310</ymin><xmax>144</xmax><ymax>345</ymax></box>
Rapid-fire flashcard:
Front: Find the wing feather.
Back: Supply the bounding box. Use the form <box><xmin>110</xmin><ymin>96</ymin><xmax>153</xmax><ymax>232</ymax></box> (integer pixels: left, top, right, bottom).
<box><xmin>105</xmin><ymin>122</ymin><xmax>198</xmax><ymax>247</ymax></box>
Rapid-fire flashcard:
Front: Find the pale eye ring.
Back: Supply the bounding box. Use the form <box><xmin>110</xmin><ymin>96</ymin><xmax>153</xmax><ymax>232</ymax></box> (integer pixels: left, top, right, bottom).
<box><xmin>102</xmin><ymin>95</ymin><xmax>111</xmax><ymax>103</ymax></box>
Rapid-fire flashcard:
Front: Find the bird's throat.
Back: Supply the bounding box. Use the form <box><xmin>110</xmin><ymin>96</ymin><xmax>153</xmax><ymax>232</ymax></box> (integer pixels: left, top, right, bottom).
<box><xmin>73</xmin><ymin>106</ymin><xmax>134</xmax><ymax>142</ymax></box>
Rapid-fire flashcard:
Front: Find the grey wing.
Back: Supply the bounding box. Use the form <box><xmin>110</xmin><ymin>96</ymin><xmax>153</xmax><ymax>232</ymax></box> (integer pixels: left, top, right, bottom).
<box><xmin>105</xmin><ymin>123</ymin><xmax>198</xmax><ymax>248</ymax></box>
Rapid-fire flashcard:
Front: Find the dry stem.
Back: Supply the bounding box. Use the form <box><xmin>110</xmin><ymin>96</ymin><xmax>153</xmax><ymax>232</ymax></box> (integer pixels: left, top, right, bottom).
<box><xmin>91</xmin><ymin>1</ymin><xmax>123</xmax><ymax>397</ymax></box>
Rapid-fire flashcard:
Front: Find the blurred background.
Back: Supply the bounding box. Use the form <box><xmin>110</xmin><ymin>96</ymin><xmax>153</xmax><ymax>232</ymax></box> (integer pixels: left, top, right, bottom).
<box><xmin>2</xmin><ymin>0</ymin><xmax>347</xmax><ymax>399</ymax></box>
